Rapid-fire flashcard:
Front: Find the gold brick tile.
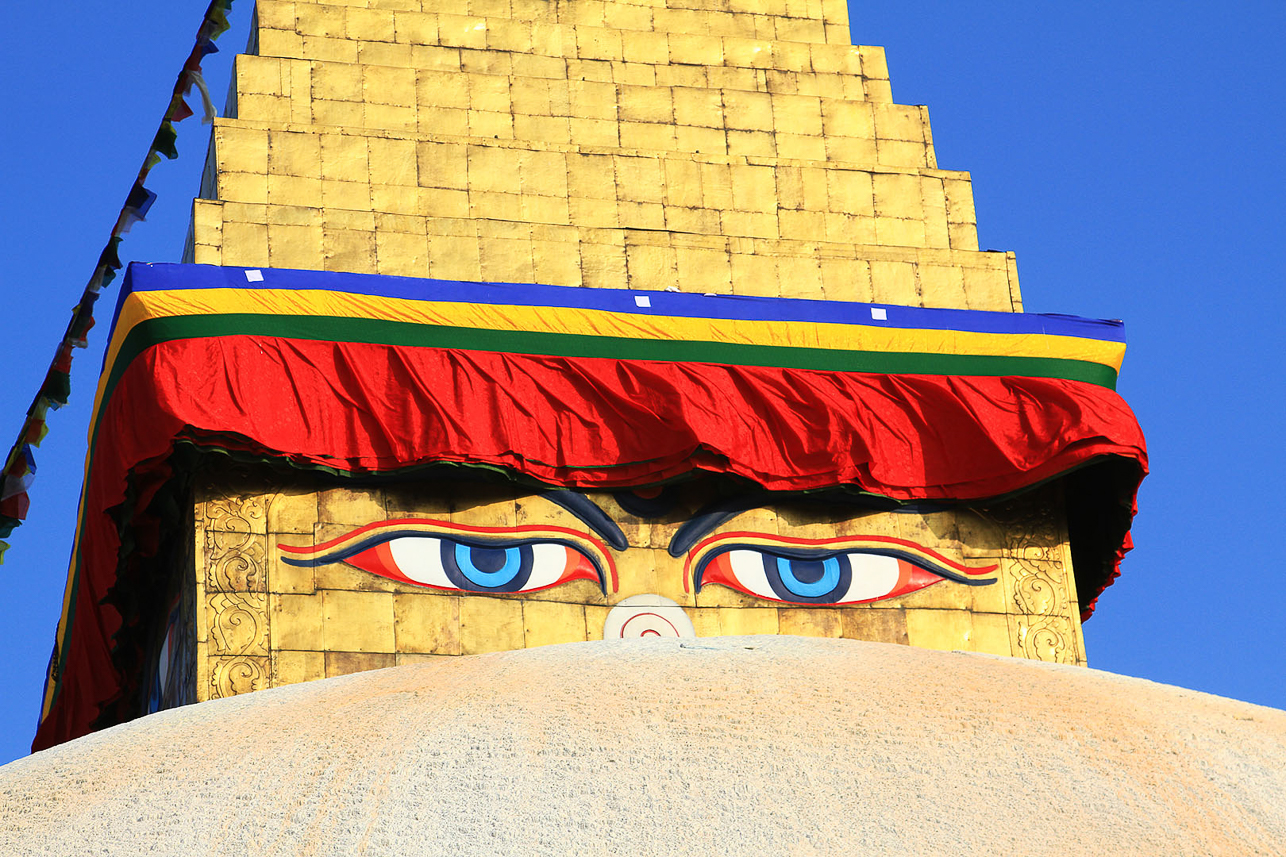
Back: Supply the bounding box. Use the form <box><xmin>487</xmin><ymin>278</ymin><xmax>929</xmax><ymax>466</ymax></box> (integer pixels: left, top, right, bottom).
<box><xmin>459</xmin><ymin>596</ymin><xmax>525</xmax><ymax>653</ymax></box>
<box><xmin>468</xmin><ymin>109</ymin><xmax>514</xmax><ymax>139</ymax></box>
<box><xmin>603</xmin><ymin>1</ymin><xmax>652</xmax><ymax>31</ymax></box>
<box><xmin>368</xmin><ymin>102</ymin><xmax>419</xmax><ymax>133</ymax></box>
<box><xmin>677</xmin><ymin>125</ymin><xmax>727</xmax><ymax>156</ymax></box>
<box><xmin>776</xmin><ymin>256</ymin><xmax>823</xmax><ymax>299</ymax></box>
<box><xmin>376</xmin><ymin>230</ymin><xmax>429</xmax><ymax>275</ymax></box>
<box><xmin>615</xmin><ymin>156</ymin><xmax>665</xmax><ymax>203</ymax></box>
<box><xmin>675</xmin><ymin>244</ymin><xmax>732</xmax><ymax>292</ymax></box>
<box><xmin>668</xmin><ymin>32</ymin><xmax>723</xmax><ymax>65</ymax></box>
<box><xmin>722</xmin><ymin>36</ymin><xmax>773</xmax><ymax>69</ymax></box>
<box><xmin>318</xmin><ymin>180</ymin><xmax>370</xmax><ymax>210</ymax></box>
<box><xmin>622</xmin><ymin>30</ymin><xmax>668</xmax><ymax>64</ymax></box>
<box><xmin>273</xmin><ymin>650</ymin><xmax>326</xmax><ymax>687</ymax></box>
<box><xmin>875</xmin><ymin>216</ymin><xmax>927</xmax><ymax>248</ymax></box>
<box><xmin>300</xmin><ymin>35</ymin><xmax>360</xmax><ymax>65</ymax></box>
<box><xmin>271</xmin><ymin>593</ymin><xmax>325</xmax><ymax>652</ymax></box>
<box><xmin>312</xmin><ymin>98</ymin><xmax>365</xmax><ymax>127</ymax></box>
<box><xmin>872</xmin><ymin>172</ymin><xmax>923</xmax><ymax>219</ymax></box>
<box><xmin>236</xmin><ymin>55</ymin><xmax>285</xmax><ymax>97</ymax></box>
<box><xmin>319</xmin><ymin>134</ymin><xmax>369</xmax><ymax>181</ymax></box>
<box><xmin>771</xmin><ymin>93</ymin><xmax>823</xmax><ymax>136</ymax></box>
<box><xmin>325</xmin><ymin>651</ymin><xmax>395</xmax><ymax>678</ymax></box>
<box><xmin>569</xmin><ymin>196</ymin><xmax>621</xmax><ymax>229</ymax></box>
<box><xmin>624</xmin><ymin>241</ymin><xmax>676</xmax><ymax>287</ymax></box>
<box><xmin>824</xmin><ymin>134</ymin><xmax>877</xmax><ymax>164</ymax></box>
<box><xmin>822</xmin><ymin>212</ymin><xmax>875</xmax><ymax>245</ymax></box>
<box><xmin>823</xmin><ymin>254</ymin><xmax>874</xmax><ymax>302</ymax></box>
<box><xmin>718</xmin><ymin>607</ymin><xmax>780</xmax><ymax>636</ymax></box>
<box><xmin>775</xmin><ymin>15</ymin><xmax>826</xmax><ymax>44</ymax></box>
<box><xmin>486</xmin><ymin>17</ymin><xmax>532</xmax><ymax>52</ymax></box>
<box><xmin>267</xmin><ymin>536</ymin><xmax>317</xmax><ymax>595</ymax></box>
<box><xmin>961</xmin><ymin>265</ymin><xmax>1010</xmax><ymax>311</ymax></box>
<box><xmin>905</xmin><ymin>608</ymin><xmax>972</xmax><ymax>652</ymax></box>
<box><xmin>729</xmin><ymin>163</ymin><xmax>777</xmax><ymax>213</ymax></box>
<box><xmin>617</xmin><ymin>121</ymin><xmax>675</xmax><ymax>151</ymax></box>
<box><xmin>393</xmin><ymin>10</ymin><xmax>438</xmax><ymax>44</ymax></box>
<box><xmin>730</xmin><ymin>252</ymin><xmax>778</xmax><ymax>296</ymax></box>
<box><xmin>237</xmin><ymin>93</ymin><xmax>293</xmax><ymax>125</ymax></box>
<box><xmin>324</xmin><ymin>207</ymin><xmax>376</xmax><ymax>232</ymax></box>
<box><xmin>365</xmin><ymin>137</ymin><xmax>417</xmax><ymax>186</ymax></box>
<box><xmin>841</xmin><ymin>608</ymin><xmax>908</xmax><ymax>644</ymax></box>
<box><xmin>774</xmin><ymin>133</ymin><xmax>825</xmax><ymax>161</ymax></box>
<box><xmin>869</xmin><ymin>259</ymin><xmax>918</xmax><ymax>305</ymax></box>
<box><xmin>778</xmin><ymin>209</ymin><xmax>825</xmax><ymax>241</ymax></box>
<box><xmin>918</xmin><ymin>265</ymin><xmax>968</xmax><ymax>310</ymax></box>
<box><xmin>532</xmin><ymin>238</ymin><xmax>583</xmax><ymax>286</ymax></box>
<box><xmin>346</xmin><ymin>7</ymin><xmax>396</xmax><ymax>41</ymax></box>
<box><xmin>727</xmin><ymin>129</ymin><xmax>775</xmax><ymax>157</ymax></box>
<box><xmin>822</xmin><ymin>99</ymin><xmax>874</xmax><ymax>138</ymax></box>
<box><xmin>437</xmin><ymin>13</ymin><xmax>489</xmax><ymax>49</ymax></box>
<box><xmin>672</xmin><ymin>86</ymin><xmax>721</xmax><ymax>128</ymax></box>
<box><xmin>778</xmin><ymin>609</ymin><xmax>843</xmax><ymax>638</ymax></box>
<box><xmin>411</xmin><ymin>44</ymin><xmax>463</xmax><ymax>72</ymax></box>
<box><xmin>323</xmin><ymin>590</ymin><xmax>396</xmax><ymax>652</ymax></box>
<box><xmin>222</xmin><ymin>220</ymin><xmax>270</xmax><ymax>266</ymax></box>
<box><xmin>323</xmin><ymin>228</ymin><xmax>377</xmax><ymax>272</ymax></box>
<box><xmin>569</xmin><ymin>117</ymin><xmax>618</xmax><ymax>147</ymax></box>
<box><xmin>268</xmin><ymin>223</ymin><xmax>324</xmax><ymax>265</ymax></box>
<box><xmin>576</xmin><ymin>24</ymin><xmax>623</xmax><ymax>61</ymax></box>
<box><xmin>393</xmin><ymin>592</ymin><xmax>462</xmax><ymax>654</ymax></box>
<box><xmin>876</xmin><ymin>139</ymin><xmax>929</xmax><ymax>169</ymax></box>
<box><xmin>618</xmin><ymin>84</ymin><xmax>673</xmax><ymax>124</ymax></box>
<box><xmin>949</xmin><ymin>222</ymin><xmax>979</xmax><ymax>252</ymax></box>
<box><xmin>255</xmin><ymin>29</ymin><xmax>303</xmax><ymax>60</ymax></box>
<box><xmin>215</xmin><ymin>124</ymin><xmax>269</xmax><ymax>176</ymax></box>
<box><xmin>417</xmin><ymin>141</ymin><xmax>468</xmax><ymax>189</ymax></box>
<box><xmin>655</xmin><ymin>63</ymin><xmax>707</xmax><ymax>90</ymax></box>
<box><xmin>428</xmin><ymin>232</ymin><xmax>482</xmax><ymax>280</ymax></box>
<box><xmin>580</xmin><ymin>241</ymin><xmax>627</xmax><ymax>288</ymax></box>
<box><xmin>662</xmin><ymin>159</ymin><xmax>704</xmax><ymax>208</ymax></box>
<box><xmin>417</xmin><ymin>70</ymin><xmax>469</xmax><ymax>110</ymax></box>
<box><xmin>511</xmin><ymin>52</ymin><xmax>566</xmax><ymax>80</ymax></box>
<box><xmin>253</xmin><ymin>1</ymin><xmax>296</xmax><ymax>31</ymax></box>
<box><xmin>721</xmin><ymin>89</ymin><xmax>772</xmax><ymax>131</ymax></box>
<box><xmin>296</xmin><ymin>3</ymin><xmax>347</xmax><ymax>38</ymax></box>
<box><xmin>522</xmin><ymin>193</ymin><xmax>571</xmax><ymax>225</ymax></box>
<box><xmin>358</xmin><ymin>41</ymin><xmax>416</xmax><ymax>69</ymax></box>
<box><xmin>514</xmin><ymin>113</ymin><xmax>572</xmax><ymax>145</ymax></box>
<box><xmin>522</xmin><ymin>600</ymin><xmax>589</xmax><ymax>648</ymax></box>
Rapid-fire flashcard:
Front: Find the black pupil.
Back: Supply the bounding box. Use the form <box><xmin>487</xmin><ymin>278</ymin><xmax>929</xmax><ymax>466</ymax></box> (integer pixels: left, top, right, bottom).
<box><xmin>787</xmin><ymin>558</ymin><xmax>828</xmax><ymax>585</ymax></box>
<box><xmin>469</xmin><ymin>547</ymin><xmax>510</xmax><ymax>573</ymax></box>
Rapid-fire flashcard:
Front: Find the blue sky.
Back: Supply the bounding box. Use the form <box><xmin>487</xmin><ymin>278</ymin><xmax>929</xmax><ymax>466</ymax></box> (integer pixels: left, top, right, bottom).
<box><xmin>0</xmin><ymin>2</ymin><xmax>1282</xmax><ymax>766</ymax></box>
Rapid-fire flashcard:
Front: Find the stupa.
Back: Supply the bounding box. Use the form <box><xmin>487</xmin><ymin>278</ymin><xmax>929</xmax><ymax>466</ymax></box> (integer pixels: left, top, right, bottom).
<box><xmin>32</xmin><ymin>0</ymin><xmax>1148</xmax><ymax>749</ymax></box>
<box><xmin>7</xmin><ymin>5</ymin><xmax>1268</xmax><ymax>854</ymax></box>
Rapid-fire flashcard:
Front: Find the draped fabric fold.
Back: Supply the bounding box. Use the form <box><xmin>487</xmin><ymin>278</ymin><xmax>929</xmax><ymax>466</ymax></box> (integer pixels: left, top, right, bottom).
<box><xmin>33</xmin><ymin>262</ymin><xmax>1147</xmax><ymax>751</ymax></box>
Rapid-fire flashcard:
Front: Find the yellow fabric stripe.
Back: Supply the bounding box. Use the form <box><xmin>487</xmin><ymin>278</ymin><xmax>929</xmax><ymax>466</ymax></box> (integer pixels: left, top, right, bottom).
<box><xmin>105</xmin><ymin>287</ymin><xmax>1127</xmax><ymax>381</ymax></box>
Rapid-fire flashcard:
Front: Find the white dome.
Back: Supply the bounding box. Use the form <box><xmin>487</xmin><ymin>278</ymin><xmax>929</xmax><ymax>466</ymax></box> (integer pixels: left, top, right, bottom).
<box><xmin>2</xmin><ymin>636</ymin><xmax>1284</xmax><ymax>855</ymax></box>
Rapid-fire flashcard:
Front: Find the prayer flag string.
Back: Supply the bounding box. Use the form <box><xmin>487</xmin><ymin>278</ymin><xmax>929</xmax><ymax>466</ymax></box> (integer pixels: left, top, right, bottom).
<box><xmin>0</xmin><ymin>0</ymin><xmax>237</xmax><ymax>562</ymax></box>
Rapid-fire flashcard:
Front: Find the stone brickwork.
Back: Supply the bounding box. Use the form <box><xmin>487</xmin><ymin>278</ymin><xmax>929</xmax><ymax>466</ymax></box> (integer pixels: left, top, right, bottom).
<box><xmin>187</xmin><ymin>0</ymin><xmax>1020</xmax><ymax>310</ymax></box>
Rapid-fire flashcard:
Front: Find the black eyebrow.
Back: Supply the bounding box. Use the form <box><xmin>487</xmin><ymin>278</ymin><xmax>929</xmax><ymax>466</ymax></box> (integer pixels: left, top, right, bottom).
<box><xmin>667</xmin><ymin>493</ymin><xmax>772</xmax><ymax>557</ymax></box>
<box><xmin>543</xmin><ymin>490</ymin><xmax>628</xmax><ymax>551</ymax></box>
<box><xmin>667</xmin><ymin>492</ymin><xmax>945</xmax><ymax>557</ymax></box>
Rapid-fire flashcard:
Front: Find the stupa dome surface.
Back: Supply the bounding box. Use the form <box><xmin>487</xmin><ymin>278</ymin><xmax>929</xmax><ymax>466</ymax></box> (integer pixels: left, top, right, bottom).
<box><xmin>2</xmin><ymin>636</ymin><xmax>1284</xmax><ymax>855</ymax></box>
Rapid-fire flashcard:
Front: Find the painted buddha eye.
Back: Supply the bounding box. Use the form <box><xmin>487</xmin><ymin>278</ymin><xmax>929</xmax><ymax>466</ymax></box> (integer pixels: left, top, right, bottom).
<box><xmin>279</xmin><ymin>519</ymin><xmax>615</xmax><ymax>594</ymax></box>
<box><xmin>687</xmin><ymin>532</ymin><xmax>997</xmax><ymax>606</ymax></box>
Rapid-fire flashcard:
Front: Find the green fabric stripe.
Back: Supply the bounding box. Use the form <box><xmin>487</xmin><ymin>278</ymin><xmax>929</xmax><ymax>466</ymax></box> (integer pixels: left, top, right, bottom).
<box><xmin>102</xmin><ymin>313</ymin><xmax>1118</xmax><ymax>410</ymax></box>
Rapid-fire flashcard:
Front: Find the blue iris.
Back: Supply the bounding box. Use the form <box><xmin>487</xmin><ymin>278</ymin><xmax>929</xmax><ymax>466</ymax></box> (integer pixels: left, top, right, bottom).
<box><xmin>758</xmin><ymin>551</ymin><xmax>852</xmax><ymax>603</ymax></box>
<box><xmin>443</xmin><ymin>541</ymin><xmax>533</xmax><ymax>591</ymax></box>
<box><xmin>775</xmin><ymin>556</ymin><xmax>842</xmax><ymax>598</ymax></box>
